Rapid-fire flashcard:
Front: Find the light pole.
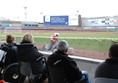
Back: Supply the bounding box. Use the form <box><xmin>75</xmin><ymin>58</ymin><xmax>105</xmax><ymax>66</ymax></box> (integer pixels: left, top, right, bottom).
<box><xmin>40</xmin><ymin>12</ymin><xmax>43</xmax><ymax>23</ymax></box>
<box><xmin>76</xmin><ymin>10</ymin><xmax>79</xmax><ymax>15</ymax></box>
<box><xmin>24</xmin><ymin>7</ymin><xmax>27</xmax><ymax>21</ymax></box>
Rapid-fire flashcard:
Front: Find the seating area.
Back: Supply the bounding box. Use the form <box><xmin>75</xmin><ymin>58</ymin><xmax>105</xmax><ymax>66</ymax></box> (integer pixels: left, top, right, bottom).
<box><xmin>0</xmin><ymin>52</ymin><xmax>91</xmax><ymax>83</ymax></box>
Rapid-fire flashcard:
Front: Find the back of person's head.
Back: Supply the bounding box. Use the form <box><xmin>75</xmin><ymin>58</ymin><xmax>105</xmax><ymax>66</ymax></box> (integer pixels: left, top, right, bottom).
<box><xmin>109</xmin><ymin>43</ymin><xmax>118</xmax><ymax>58</ymax></box>
<box><xmin>21</xmin><ymin>33</ymin><xmax>34</xmax><ymax>43</ymax></box>
<box><xmin>6</xmin><ymin>34</ymin><xmax>14</xmax><ymax>44</ymax></box>
<box><xmin>57</xmin><ymin>40</ymin><xmax>69</xmax><ymax>52</ymax></box>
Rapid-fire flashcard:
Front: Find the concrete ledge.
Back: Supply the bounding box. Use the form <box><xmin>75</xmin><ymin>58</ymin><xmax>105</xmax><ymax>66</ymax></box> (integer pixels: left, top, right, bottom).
<box><xmin>39</xmin><ymin>51</ymin><xmax>104</xmax><ymax>63</ymax></box>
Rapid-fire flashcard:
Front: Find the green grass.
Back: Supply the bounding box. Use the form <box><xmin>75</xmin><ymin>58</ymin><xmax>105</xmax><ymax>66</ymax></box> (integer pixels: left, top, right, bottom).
<box><xmin>56</xmin><ymin>38</ymin><xmax>113</xmax><ymax>52</ymax></box>
<box><xmin>0</xmin><ymin>31</ymin><xmax>118</xmax><ymax>52</ymax></box>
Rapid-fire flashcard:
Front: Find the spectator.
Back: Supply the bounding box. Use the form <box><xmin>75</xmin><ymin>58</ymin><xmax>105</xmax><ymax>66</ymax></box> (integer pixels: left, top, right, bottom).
<box><xmin>17</xmin><ymin>33</ymin><xmax>47</xmax><ymax>82</ymax></box>
<box><xmin>42</xmin><ymin>32</ymin><xmax>59</xmax><ymax>52</ymax></box>
<box><xmin>0</xmin><ymin>34</ymin><xmax>17</xmax><ymax>66</ymax></box>
<box><xmin>50</xmin><ymin>32</ymin><xmax>59</xmax><ymax>44</ymax></box>
<box><xmin>47</xmin><ymin>40</ymin><xmax>82</xmax><ymax>83</ymax></box>
<box><xmin>49</xmin><ymin>32</ymin><xmax>59</xmax><ymax>51</ymax></box>
<box><xmin>95</xmin><ymin>43</ymin><xmax>118</xmax><ymax>79</ymax></box>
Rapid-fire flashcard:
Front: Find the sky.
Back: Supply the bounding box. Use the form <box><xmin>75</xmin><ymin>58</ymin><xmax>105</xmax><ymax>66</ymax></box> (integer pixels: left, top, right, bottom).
<box><xmin>0</xmin><ymin>0</ymin><xmax>118</xmax><ymax>22</ymax></box>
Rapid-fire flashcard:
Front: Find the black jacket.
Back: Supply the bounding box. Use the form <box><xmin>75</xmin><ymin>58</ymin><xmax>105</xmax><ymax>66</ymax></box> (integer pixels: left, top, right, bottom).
<box><xmin>17</xmin><ymin>43</ymin><xmax>46</xmax><ymax>75</ymax></box>
<box><xmin>0</xmin><ymin>43</ymin><xmax>18</xmax><ymax>66</ymax></box>
<box><xmin>47</xmin><ymin>50</ymin><xmax>82</xmax><ymax>82</ymax></box>
<box><xmin>95</xmin><ymin>58</ymin><xmax>118</xmax><ymax>79</ymax></box>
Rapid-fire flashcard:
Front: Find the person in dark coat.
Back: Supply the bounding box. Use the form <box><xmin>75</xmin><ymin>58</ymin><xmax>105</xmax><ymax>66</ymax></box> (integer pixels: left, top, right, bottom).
<box><xmin>47</xmin><ymin>40</ymin><xmax>82</xmax><ymax>83</ymax></box>
<box><xmin>95</xmin><ymin>43</ymin><xmax>118</xmax><ymax>79</ymax></box>
<box><xmin>17</xmin><ymin>33</ymin><xmax>47</xmax><ymax>82</ymax></box>
<box><xmin>0</xmin><ymin>34</ymin><xmax>17</xmax><ymax>66</ymax></box>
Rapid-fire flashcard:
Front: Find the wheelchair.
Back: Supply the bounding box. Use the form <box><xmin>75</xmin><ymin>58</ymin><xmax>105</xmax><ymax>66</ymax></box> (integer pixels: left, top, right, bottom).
<box><xmin>0</xmin><ymin>63</ymin><xmax>25</xmax><ymax>83</ymax></box>
<box><xmin>0</xmin><ymin>60</ymin><xmax>47</xmax><ymax>83</ymax></box>
<box><xmin>0</xmin><ymin>49</ymin><xmax>24</xmax><ymax>83</ymax></box>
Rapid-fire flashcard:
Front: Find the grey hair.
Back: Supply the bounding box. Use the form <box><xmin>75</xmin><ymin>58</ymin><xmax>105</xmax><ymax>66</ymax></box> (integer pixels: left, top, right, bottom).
<box><xmin>57</xmin><ymin>40</ymin><xmax>69</xmax><ymax>51</ymax></box>
<box><xmin>21</xmin><ymin>33</ymin><xmax>34</xmax><ymax>43</ymax></box>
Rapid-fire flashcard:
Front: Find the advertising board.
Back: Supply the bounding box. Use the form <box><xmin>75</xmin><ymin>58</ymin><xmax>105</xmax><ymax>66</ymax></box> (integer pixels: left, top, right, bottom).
<box><xmin>44</xmin><ymin>16</ymin><xmax>69</xmax><ymax>26</ymax></box>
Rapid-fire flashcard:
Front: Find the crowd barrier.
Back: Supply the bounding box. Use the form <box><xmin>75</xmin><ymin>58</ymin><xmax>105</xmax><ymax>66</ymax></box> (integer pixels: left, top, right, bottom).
<box><xmin>39</xmin><ymin>51</ymin><xmax>105</xmax><ymax>83</ymax></box>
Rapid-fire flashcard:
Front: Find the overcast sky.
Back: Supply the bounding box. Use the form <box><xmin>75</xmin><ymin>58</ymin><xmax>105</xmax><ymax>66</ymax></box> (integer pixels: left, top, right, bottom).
<box><xmin>0</xmin><ymin>0</ymin><xmax>118</xmax><ymax>22</ymax></box>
